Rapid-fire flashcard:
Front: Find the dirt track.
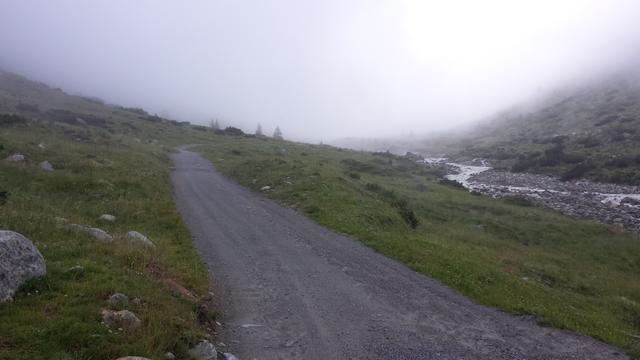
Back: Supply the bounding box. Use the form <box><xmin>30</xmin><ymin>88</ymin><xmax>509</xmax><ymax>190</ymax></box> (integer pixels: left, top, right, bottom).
<box><xmin>171</xmin><ymin>147</ymin><xmax>626</xmax><ymax>360</ymax></box>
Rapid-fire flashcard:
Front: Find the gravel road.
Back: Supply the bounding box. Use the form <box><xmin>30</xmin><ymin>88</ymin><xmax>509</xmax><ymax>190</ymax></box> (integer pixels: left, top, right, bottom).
<box><xmin>171</xmin><ymin>148</ymin><xmax>627</xmax><ymax>360</ymax></box>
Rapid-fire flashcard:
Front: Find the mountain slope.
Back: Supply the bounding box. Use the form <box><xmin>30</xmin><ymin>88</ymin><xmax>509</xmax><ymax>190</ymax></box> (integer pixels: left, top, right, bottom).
<box><xmin>447</xmin><ymin>72</ymin><xmax>640</xmax><ymax>184</ymax></box>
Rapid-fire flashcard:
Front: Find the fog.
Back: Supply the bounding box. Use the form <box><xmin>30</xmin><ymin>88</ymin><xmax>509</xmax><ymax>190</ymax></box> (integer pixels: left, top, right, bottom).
<box><xmin>1</xmin><ymin>0</ymin><xmax>639</xmax><ymax>142</ymax></box>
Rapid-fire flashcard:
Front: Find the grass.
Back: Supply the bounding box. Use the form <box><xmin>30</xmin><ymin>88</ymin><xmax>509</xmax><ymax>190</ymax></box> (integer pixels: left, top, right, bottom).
<box><xmin>0</xmin><ymin>122</ymin><xmax>216</xmax><ymax>360</ymax></box>
<box><xmin>199</xmin><ymin>135</ymin><xmax>640</xmax><ymax>357</ymax></box>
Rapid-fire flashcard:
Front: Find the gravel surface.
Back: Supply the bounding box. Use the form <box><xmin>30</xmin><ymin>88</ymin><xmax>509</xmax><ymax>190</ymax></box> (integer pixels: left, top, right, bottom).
<box><xmin>171</xmin><ymin>148</ymin><xmax>627</xmax><ymax>360</ymax></box>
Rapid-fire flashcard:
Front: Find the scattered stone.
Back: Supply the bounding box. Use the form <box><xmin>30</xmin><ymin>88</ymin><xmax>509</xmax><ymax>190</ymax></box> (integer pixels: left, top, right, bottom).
<box><xmin>126</xmin><ymin>231</ymin><xmax>155</xmax><ymax>248</ymax></box>
<box><xmin>260</xmin><ymin>186</ymin><xmax>271</xmax><ymax>191</ymax></box>
<box><xmin>164</xmin><ymin>352</ymin><xmax>176</xmax><ymax>360</ymax></box>
<box><xmin>54</xmin><ymin>217</ymin><xmax>68</xmax><ymax>225</ymax></box>
<box><xmin>131</xmin><ymin>298</ymin><xmax>142</xmax><ymax>306</ymax></box>
<box><xmin>279</xmin><ymin>148</ymin><xmax>288</xmax><ymax>156</ymax></box>
<box><xmin>115</xmin><ymin>357</ymin><xmax>150</xmax><ymax>360</ymax></box>
<box><xmin>0</xmin><ymin>231</ymin><xmax>46</xmax><ymax>302</ymax></box>
<box><xmin>223</xmin><ymin>353</ymin><xmax>240</xmax><ymax>360</ymax></box>
<box><xmin>101</xmin><ymin>309</ymin><xmax>141</xmax><ymax>330</ymax></box>
<box><xmin>40</xmin><ymin>160</ymin><xmax>54</xmax><ymax>172</ymax></box>
<box><xmin>38</xmin><ymin>143</ymin><xmax>46</xmax><ymax>149</ymax></box>
<box><xmin>66</xmin><ymin>265</ymin><xmax>84</xmax><ymax>274</ymax></box>
<box><xmin>189</xmin><ymin>340</ymin><xmax>217</xmax><ymax>360</ymax></box>
<box><xmin>99</xmin><ymin>214</ymin><xmax>116</xmax><ymax>222</ymax></box>
<box><xmin>108</xmin><ymin>292</ymin><xmax>129</xmax><ymax>307</ymax></box>
<box><xmin>75</xmin><ymin>117</ymin><xmax>86</xmax><ymax>125</ymax></box>
<box><xmin>5</xmin><ymin>154</ymin><xmax>25</xmax><ymax>162</ymax></box>
<box><xmin>86</xmin><ymin>227</ymin><xmax>113</xmax><ymax>242</ymax></box>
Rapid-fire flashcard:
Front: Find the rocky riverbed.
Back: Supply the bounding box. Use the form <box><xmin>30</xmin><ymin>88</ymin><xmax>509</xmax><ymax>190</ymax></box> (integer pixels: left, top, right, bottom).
<box><xmin>427</xmin><ymin>158</ymin><xmax>640</xmax><ymax>234</ymax></box>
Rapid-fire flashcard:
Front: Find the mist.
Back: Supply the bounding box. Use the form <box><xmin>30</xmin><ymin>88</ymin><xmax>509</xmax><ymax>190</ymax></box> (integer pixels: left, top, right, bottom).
<box><xmin>1</xmin><ymin>0</ymin><xmax>639</xmax><ymax>142</ymax></box>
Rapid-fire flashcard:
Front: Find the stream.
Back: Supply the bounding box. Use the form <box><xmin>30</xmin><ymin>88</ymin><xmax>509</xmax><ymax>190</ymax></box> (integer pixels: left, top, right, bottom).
<box><xmin>425</xmin><ymin>158</ymin><xmax>640</xmax><ymax>233</ymax></box>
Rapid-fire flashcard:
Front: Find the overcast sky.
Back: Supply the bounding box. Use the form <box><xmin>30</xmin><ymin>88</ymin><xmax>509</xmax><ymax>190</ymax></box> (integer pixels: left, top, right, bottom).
<box><xmin>1</xmin><ymin>0</ymin><xmax>639</xmax><ymax>141</ymax></box>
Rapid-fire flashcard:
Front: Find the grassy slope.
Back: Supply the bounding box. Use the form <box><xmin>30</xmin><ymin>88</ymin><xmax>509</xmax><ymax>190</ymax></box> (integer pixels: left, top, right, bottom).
<box><xmin>0</xmin><ymin>71</ymin><xmax>222</xmax><ymax>359</ymax></box>
<box><xmin>200</xmin><ymin>136</ymin><xmax>640</xmax><ymax>357</ymax></box>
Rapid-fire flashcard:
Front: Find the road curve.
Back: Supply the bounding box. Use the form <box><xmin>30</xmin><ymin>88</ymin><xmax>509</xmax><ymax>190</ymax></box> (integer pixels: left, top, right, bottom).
<box><xmin>170</xmin><ymin>148</ymin><xmax>626</xmax><ymax>360</ymax></box>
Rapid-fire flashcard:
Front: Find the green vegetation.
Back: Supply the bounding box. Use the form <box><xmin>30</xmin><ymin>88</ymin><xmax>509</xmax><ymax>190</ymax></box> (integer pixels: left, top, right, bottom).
<box><xmin>0</xmin><ymin>70</ymin><xmax>223</xmax><ymax>359</ymax></box>
<box><xmin>200</xmin><ymin>136</ymin><xmax>640</xmax><ymax>357</ymax></box>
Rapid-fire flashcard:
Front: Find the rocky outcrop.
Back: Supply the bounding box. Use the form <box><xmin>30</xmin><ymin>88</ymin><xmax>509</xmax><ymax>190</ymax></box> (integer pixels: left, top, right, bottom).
<box><xmin>0</xmin><ymin>231</ymin><xmax>46</xmax><ymax>302</ymax></box>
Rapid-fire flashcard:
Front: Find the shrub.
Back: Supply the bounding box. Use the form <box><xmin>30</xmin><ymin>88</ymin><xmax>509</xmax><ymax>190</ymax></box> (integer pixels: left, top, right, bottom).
<box><xmin>503</xmin><ymin>195</ymin><xmax>535</xmax><ymax>207</ymax></box>
<box><xmin>16</xmin><ymin>103</ymin><xmax>40</xmax><ymax>112</ymax></box>
<box><xmin>438</xmin><ymin>178</ymin><xmax>465</xmax><ymax>189</ymax></box>
<box><xmin>560</xmin><ymin>162</ymin><xmax>595</xmax><ymax>181</ymax></box>
<box><xmin>0</xmin><ymin>113</ymin><xmax>28</xmax><ymax>126</ymax></box>
<box><xmin>223</xmin><ymin>127</ymin><xmax>244</xmax><ymax>136</ymax></box>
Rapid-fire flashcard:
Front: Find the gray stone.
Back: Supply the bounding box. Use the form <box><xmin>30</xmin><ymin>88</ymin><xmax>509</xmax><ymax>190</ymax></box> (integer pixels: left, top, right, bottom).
<box><xmin>223</xmin><ymin>353</ymin><xmax>240</xmax><ymax>360</ymax></box>
<box><xmin>260</xmin><ymin>186</ymin><xmax>271</xmax><ymax>191</ymax></box>
<box><xmin>126</xmin><ymin>231</ymin><xmax>155</xmax><ymax>248</ymax></box>
<box><xmin>68</xmin><ymin>224</ymin><xmax>113</xmax><ymax>242</ymax></box>
<box><xmin>99</xmin><ymin>214</ymin><xmax>116</xmax><ymax>222</ymax></box>
<box><xmin>164</xmin><ymin>352</ymin><xmax>176</xmax><ymax>360</ymax></box>
<box><xmin>189</xmin><ymin>340</ymin><xmax>217</xmax><ymax>360</ymax></box>
<box><xmin>108</xmin><ymin>292</ymin><xmax>129</xmax><ymax>306</ymax></box>
<box><xmin>279</xmin><ymin>148</ymin><xmax>288</xmax><ymax>156</ymax></box>
<box><xmin>38</xmin><ymin>143</ymin><xmax>46</xmax><ymax>149</ymax></box>
<box><xmin>0</xmin><ymin>231</ymin><xmax>46</xmax><ymax>302</ymax></box>
<box><xmin>101</xmin><ymin>309</ymin><xmax>141</xmax><ymax>330</ymax></box>
<box><xmin>115</xmin><ymin>357</ymin><xmax>150</xmax><ymax>360</ymax></box>
<box><xmin>40</xmin><ymin>160</ymin><xmax>54</xmax><ymax>172</ymax></box>
<box><xmin>85</xmin><ymin>227</ymin><xmax>113</xmax><ymax>242</ymax></box>
<box><xmin>5</xmin><ymin>154</ymin><xmax>25</xmax><ymax>162</ymax></box>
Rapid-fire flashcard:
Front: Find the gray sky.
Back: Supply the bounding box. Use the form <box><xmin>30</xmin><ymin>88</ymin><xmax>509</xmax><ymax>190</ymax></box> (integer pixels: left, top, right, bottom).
<box><xmin>1</xmin><ymin>0</ymin><xmax>639</xmax><ymax>141</ymax></box>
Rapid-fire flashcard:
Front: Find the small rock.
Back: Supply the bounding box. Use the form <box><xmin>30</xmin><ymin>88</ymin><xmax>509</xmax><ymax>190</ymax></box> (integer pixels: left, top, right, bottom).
<box><xmin>67</xmin><ymin>265</ymin><xmax>84</xmax><ymax>274</ymax></box>
<box><xmin>38</xmin><ymin>143</ymin><xmax>46</xmax><ymax>149</ymax></box>
<box><xmin>126</xmin><ymin>231</ymin><xmax>155</xmax><ymax>248</ymax></box>
<box><xmin>115</xmin><ymin>357</ymin><xmax>150</xmax><ymax>360</ymax></box>
<box><xmin>223</xmin><ymin>353</ymin><xmax>240</xmax><ymax>360</ymax></box>
<box><xmin>131</xmin><ymin>298</ymin><xmax>142</xmax><ymax>306</ymax></box>
<box><xmin>54</xmin><ymin>217</ymin><xmax>68</xmax><ymax>224</ymax></box>
<box><xmin>164</xmin><ymin>352</ymin><xmax>176</xmax><ymax>360</ymax></box>
<box><xmin>101</xmin><ymin>309</ymin><xmax>141</xmax><ymax>330</ymax></box>
<box><xmin>260</xmin><ymin>186</ymin><xmax>271</xmax><ymax>191</ymax></box>
<box><xmin>40</xmin><ymin>160</ymin><xmax>54</xmax><ymax>172</ymax></box>
<box><xmin>86</xmin><ymin>227</ymin><xmax>113</xmax><ymax>242</ymax></box>
<box><xmin>75</xmin><ymin>117</ymin><xmax>86</xmax><ymax>125</ymax></box>
<box><xmin>0</xmin><ymin>231</ymin><xmax>47</xmax><ymax>302</ymax></box>
<box><xmin>279</xmin><ymin>148</ymin><xmax>288</xmax><ymax>156</ymax></box>
<box><xmin>189</xmin><ymin>340</ymin><xmax>217</xmax><ymax>360</ymax></box>
<box><xmin>5</xmin><ymin>154</ymin><xmax>25</xmax><ymax>162</ymax></box>
<box><xmin>108</xmin><ymin>292</ymin><xmax>129</xmax><ymax>306</ymax></box>
<box><xmin>99</xmin><ymin>214</ymin><xmax>116</xmax><ymax>222</ymax></box>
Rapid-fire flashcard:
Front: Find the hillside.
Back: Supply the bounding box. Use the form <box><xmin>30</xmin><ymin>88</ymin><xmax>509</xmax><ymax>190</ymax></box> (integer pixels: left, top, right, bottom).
<box><xmin>2</xmin><ymin>70</ymin><xmax>640</xmax><ymax>358</ymax></box>
<box><xmin>435</xmin><ymin>71</ymin><xmax>640</xmax><ymax>184</ymax></box>
<box><xmin>0</xmin><ymin>71</ymin><xmax>222</xmax><ymax>359</ymax></box>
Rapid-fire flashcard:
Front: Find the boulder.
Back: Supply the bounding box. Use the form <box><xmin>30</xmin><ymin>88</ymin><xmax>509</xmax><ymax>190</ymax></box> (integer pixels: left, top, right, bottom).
<box><xmin>0</xmin><ymin>231</ymin><xmax>46</xmax><ymax>302</ymax></box>
<box><xmin>40</xmin><ymin>160</ymin><xmax>54</xmax><ymax>172</ymax></box>
<box><xmin>164</xmin><ymin>353</ymin><xmax>176</xmax><ymax>360</ymax></box>
<box><xmin>223</xmin><ymin>353</ymin><xmax>240</xmax><ymax>360</ymax></box>
<box><xmin>126</xmin><ymin>231</ymin><xmax>155</xmax><ymax>248</ymax></box>
<box><xmin>260</xmin><ymin>186</ymin><xmax>271</xmax><ymax>191</ymax></box>
<box><xmin>189</xmin><ymin>340</ymin><xmax>217</xmax><ymax>360</ymax></box>
<box><xmin>99</xmin><ymin>214</ymin><xmax>116</xmax><ymax>222</ymax></box>
<box><xmin>5</xmin><ymin>154</ymin><xmax>25</xmax><ymax>162</ymax></box>
<box><xmin>101</xmin><ymin>309</ymin><xmax>141</xmax><ymax>330</ymax></box>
